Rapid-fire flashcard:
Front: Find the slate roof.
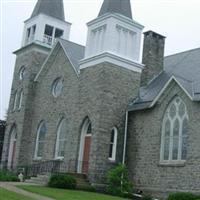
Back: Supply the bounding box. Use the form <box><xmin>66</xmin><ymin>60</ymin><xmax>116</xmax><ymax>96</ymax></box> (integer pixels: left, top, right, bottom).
<box><xmin>31</xmin><ymin>0</ymin><xmax>65</xmax><ymax>21</ymax></box>
<box><xmin>98</xmin><ymin>0</ymin><xmax>132</xmax><ymax>19</ymax></box>
<box><xmin>129</xmin><ymin>47</ymin><xmax>200</xmax><ymax>111</ymax></box>
<box><xmin>58</xmin><ymin>39</ymin><xmax>85</xmax><ymax>73</ymax></box>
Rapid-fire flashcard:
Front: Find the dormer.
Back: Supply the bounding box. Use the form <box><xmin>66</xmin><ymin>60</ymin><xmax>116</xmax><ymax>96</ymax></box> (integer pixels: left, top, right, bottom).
<box><xmin>21</xmin><ymin>0</ymin><xmax>71</xmax><ymax>47</ymax></box>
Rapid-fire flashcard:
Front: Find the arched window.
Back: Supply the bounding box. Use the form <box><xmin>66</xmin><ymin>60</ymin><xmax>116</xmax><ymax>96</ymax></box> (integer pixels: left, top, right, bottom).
<box><xmin>55</xmin><ymin>118</ymin><xmax>67</xmax><ymax>159</ymax></box>
<box><xmin>51</xmin><ymin>77</ymin><xmax>63</xmax><ymax>97</ymax></box>
<box><xmin>19</xmin><ymin>66</ymin><xmax>26</xmax><ymax>80</ymax></box>
<box><xmin>13</xmin><ymin>91</ymin><xmax>18</xmax><ymax>111</ymax></box>
<box><xmin>17</xmin><ymin>89</ymin><xmax>23</xmax><ymax>110</ymax></box>
<box><xmin>34</xmin><ymin>121</ymin><xmax>47</xmax><ymax>159</ymax></box>
<box><xmin>160</xmin><ymin>97</ymin><xmax>189</xmax><ymax>163</ymax></box>
<box><xmin>108</xmin><ymin>127</ymin><xmax>118</xmax><ymax>161</ymax></box>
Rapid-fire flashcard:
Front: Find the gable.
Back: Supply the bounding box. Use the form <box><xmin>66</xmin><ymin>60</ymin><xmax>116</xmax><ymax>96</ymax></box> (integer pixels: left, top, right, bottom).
<box><xmin>128</xmin><ymin>75</ymin><xmax>194</xmax><ymax>111</ymax></box>
<box><xmin>34</xmin><ymin>40</ymin><xmax>84</xmax><ymax>82</ymax></box>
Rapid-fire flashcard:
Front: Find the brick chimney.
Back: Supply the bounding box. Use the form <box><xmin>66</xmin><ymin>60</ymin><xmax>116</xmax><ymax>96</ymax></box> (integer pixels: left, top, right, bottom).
<box><xmin>140</xmin><ymin>31</ymin><xmax>166</xmax><ymax>87</ymax></box>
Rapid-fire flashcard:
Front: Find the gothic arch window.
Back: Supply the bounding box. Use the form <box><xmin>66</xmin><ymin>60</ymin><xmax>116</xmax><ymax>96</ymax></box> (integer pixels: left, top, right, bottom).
<box><xmin>108</xmin><ymin>127</ymin><xmax>118</xmax><ymax>161</ymax></box>
<box><xmin>13</xmin><ymin>91</ymin><xmax>18</xmax><ymax>111</ymax></box>
<box><xmin>55</xmin><ymin>118</ymin><xmax>67</xmax><ymax>159</ymax></box>
<box><xmin>160</xmin><ymin>97</ymin><xmax>189</xmax><ymax>164</ymax></box>
<box><xmin>34</xmin><ymin>121</ymin><xmax>47</xmax><ymax>159</ymax></box>
<box><xmin>19</xmin><ymin>66</ymin><xmax>26</xmax><ymax>80</ymax></box>
<box><xmin>17</xmin><ymin>89</ymin><xmax>23</xmax><ymax>110</ymax></box>
<box><xmin>51</xmin><ymin>77</ymin><xmax>63</xmax><ymax>98</ymax></box>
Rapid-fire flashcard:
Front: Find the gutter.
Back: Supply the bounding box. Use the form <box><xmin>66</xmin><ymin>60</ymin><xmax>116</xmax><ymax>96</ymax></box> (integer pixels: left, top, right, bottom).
<box><xmin>122</xmin><ymin>110</ymin><xmax>129</xmax><ymax>164</ymax></box>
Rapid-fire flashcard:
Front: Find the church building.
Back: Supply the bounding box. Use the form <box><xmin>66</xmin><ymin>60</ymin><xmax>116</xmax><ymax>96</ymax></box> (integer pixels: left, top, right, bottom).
<box><xmin>2</xmin><ymin>0</ymin><xmax>200</xmax><ymax>198</ymax></box>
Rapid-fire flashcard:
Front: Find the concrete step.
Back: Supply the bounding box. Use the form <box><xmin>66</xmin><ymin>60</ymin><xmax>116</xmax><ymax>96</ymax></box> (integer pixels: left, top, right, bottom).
<box><xmin>25</xmin><ymin>179</ymin><xmax>47</xmax><ymax>185</ymax></box>
<box><xmin>67</xmin><ymin>173</ymin><xmax>87</xmax><ymax>179</ymax></box>
<box><xmin>25</xmin><ymin>174</ymin><xmax>50</xmax><ymax>186</ymax></box>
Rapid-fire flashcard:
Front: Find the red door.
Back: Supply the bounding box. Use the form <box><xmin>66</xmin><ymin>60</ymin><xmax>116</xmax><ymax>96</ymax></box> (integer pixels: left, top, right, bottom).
<box><xmin>82</xmin><ymin>136</ymin><xmax>91</xmax><ymax>174</ymax></box>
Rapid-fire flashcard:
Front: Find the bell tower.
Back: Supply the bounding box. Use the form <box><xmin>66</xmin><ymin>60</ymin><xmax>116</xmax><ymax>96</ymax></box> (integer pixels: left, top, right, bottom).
<box><xmin>21</xmin><ymin>0</ymin><xmax>71</xmax><ymax>47</ymax></box>
<box><xmin>1</xmin><ymin>0</ymin><xmax>71</xmax><ymax>169</ymax></box>
<box><xmin>80</xmin><ymin>0</ymin><xmax>144</xmax><ymax>72</ymax></box>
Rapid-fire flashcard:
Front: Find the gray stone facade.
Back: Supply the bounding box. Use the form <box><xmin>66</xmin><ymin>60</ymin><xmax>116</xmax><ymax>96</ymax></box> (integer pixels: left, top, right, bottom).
<box><xmin>127</xmin><ymin>81</ymin><xmax>200</xmax><ymax>199</ymax></box>
<box><xmin>2</xmin><ymin>0</ymin><xmax>200</xmax><ymax>199</ymax></box>
<box><xmin>1</xmin><ymin>44</ymin><xmax>49</xmax><ymax>168</ymax></box>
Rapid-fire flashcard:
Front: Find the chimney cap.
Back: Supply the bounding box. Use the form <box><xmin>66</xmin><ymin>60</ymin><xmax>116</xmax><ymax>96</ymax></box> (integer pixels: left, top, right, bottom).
<box><xmin>143</xmin><ymin>30</ymin><xmax>166</xmax><ymax>39</ymax></box>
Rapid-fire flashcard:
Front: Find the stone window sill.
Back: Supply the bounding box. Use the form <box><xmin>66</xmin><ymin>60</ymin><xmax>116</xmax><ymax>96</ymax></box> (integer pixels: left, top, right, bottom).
<box><xmin>158</xmin><ymin>160</ymin><xmax>186</xmax><ymax>167</ymax></box>
<box><xmin>33</xmin><ymin>157</ymin><xmax>42</xmax><ymax>161</ymax></box>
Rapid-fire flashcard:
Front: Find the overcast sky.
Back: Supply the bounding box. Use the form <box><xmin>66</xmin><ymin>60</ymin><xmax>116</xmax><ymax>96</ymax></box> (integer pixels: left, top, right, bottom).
<box><xmin>1</xmin><ymin>0</ymin><xmax>200</xmax><ymax>120</ymax></box>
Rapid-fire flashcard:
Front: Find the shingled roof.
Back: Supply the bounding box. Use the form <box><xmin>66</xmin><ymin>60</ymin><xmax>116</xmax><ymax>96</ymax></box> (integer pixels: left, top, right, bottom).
<box><xmin>31</xmin><ymin>0</ymin><xmax>65</xmax><ymax>21</ymax></box>
<box><xmin>129</xmin><ymin>47</ymin><xmax>200</xmax><ymax>111</ymax></box>
<box><xmin>98</xmin><ymin>0</ymin><xmax>132</xmax><ymax>19</ymax></box>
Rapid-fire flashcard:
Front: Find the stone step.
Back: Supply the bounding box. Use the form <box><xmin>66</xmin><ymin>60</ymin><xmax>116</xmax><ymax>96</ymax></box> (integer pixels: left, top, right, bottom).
<box><xmin>67</xmin><ymin>173</ymin><xmax>87</xmax><ymax>179</ymax></box>
<box><xmin>25</xmin><ymin>179</ymin><xmax>47</xmax><ymax>185</ymax></box>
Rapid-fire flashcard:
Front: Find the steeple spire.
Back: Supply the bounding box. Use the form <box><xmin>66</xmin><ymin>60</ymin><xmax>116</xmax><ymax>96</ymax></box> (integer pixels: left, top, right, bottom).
<box><xmin>98</xmin><ymin>0</ymin><xmax>132</xmax><ymax>19</ymax></box>
<box><xmin>31</xmin><ymin>0</ymin><xmax>65</xmax><ymax>21</ymax></box>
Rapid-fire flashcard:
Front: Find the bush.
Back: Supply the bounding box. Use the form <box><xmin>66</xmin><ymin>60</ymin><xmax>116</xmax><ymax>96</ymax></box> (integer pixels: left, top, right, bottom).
<box><xmin>0</xmin><ymin>170</ymin><xmax>19</xmax><ymax>182</ymax></box>
<box><xmin>106</xmin><ymin>164</ymin><xmax>133</xmax><ymax>196</ymax></box>
<box><xmin>167</xmin><ymin>192</ymin><xmax>200</xmax><ymax>200</ymax></box>
<box><xmin>48</xmin><ymin>173</ymin><xmax>76</xmax><ymax>189</ymax></box>
<box><xmin>142</xmin><ymin>194</ymin><xmax>153</xmax><ymax>200</ymax></box>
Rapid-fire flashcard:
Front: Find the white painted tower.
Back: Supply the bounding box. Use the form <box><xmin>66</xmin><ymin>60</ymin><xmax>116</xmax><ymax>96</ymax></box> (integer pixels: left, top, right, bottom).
<box><xmin>80</xmin><ymin>0</ymin><xmax>144</xmax><ymax>72</ymax></box>
<box><xmin>21</xmin><ymin>0</ymin><xmax>71</xmax><ymax>47</ymax></box>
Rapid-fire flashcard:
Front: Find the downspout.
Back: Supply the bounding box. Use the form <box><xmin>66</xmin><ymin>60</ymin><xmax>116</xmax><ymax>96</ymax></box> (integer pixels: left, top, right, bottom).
<box><xmin>122</xmin><ymin>110</ymin><xmax>129</xmax><ymax>164</ymax></box>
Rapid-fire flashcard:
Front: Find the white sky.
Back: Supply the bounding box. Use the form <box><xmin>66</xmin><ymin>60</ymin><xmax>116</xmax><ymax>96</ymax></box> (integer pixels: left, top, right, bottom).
<box><xmin>1</xmin><ymin>0</ymin><xmax>200</xmax><ymax>120</ymax></box>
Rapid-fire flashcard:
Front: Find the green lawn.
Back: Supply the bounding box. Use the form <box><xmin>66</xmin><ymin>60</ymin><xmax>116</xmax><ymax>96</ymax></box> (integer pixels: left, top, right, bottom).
<box><xmin>0</xmin><ymin>187</ymin><xmax>34</xmax><ymax>200</ymax></box>
<box><xmin>18</xmin><ymin>185</ymin><xmax>127</xmax><ymax>200</ymax></box>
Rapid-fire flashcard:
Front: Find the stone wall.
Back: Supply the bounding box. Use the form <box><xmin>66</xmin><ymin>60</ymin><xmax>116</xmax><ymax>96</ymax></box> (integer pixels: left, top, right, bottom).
<box><xmin>127</xmin><ymin>80</ymin><xmax>200</xmax><ymax>199</ymax></box>
<box><xmin>1</xmin><ymin>45</ymin><xmax>49</xmax><ymax>168</ymax></box>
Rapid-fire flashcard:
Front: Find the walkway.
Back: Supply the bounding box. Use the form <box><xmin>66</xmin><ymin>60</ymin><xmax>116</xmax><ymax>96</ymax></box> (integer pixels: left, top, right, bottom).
<box><xmin>0</xmin><ymin>182</ymin><xmax>54</xmax><ymax>200</ymax></box>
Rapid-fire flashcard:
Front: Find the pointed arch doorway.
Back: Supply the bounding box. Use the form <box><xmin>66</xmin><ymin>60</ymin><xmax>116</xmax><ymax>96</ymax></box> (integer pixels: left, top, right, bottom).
<box><xmin>77</xmin><ymin>118</ymin><xmax>92</xmax><ymax>174</ymax></box>
<box><xmin>7</xmin><ymin>126</ymin><xmax>17</xmax><ymax>169</ymax></box>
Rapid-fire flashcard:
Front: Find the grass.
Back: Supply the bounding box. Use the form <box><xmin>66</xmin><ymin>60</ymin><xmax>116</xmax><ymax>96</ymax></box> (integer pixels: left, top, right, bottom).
<box><xmin>0</xmin><ymin>187</ymin><xmax>34</xmax><ymax>200</ymax></box>
<box><xmin>18</xmin><ymin>185</ymin><xmax>128</xmax><ymax>200</ymax></box>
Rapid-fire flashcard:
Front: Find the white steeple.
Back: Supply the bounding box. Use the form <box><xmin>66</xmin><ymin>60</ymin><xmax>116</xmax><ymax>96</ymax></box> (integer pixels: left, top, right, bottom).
<box><xmin>21</xmin><ymin>0</ymin><xmax>71</xmax><ymax>48</ymax></box>
<box><xmin>80</xmin><ymin>0</ymin><xmax>144</xmax><ymax>72</ymax></box>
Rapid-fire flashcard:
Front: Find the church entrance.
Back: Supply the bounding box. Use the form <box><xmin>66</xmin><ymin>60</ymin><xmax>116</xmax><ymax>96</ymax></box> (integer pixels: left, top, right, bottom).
<box><xmin>78</xmin><ymin>118</ymin><xmax>92</xmax><ymax>174</ymax></box>
<box><xmin>7</xmin><ymin>126</ymin><xmax>17</xmax><ymax>169</ymax></box>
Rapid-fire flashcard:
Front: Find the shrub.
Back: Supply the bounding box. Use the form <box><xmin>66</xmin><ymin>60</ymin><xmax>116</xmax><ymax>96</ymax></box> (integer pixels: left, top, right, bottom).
<box><xmin>106</xmin><ymin>164</ymin><xmax>133</xmax><ymax>196</ymax></box>
<box><xmin>0</xmin><ymin>170</ymin><xmax>19</xmax><ymax>182</ymax></box>
<box><xmin>48</xmin><ymin>173</ymin><xmax>76</xmax><ymax>189</ymax></box>
<box><xmin>167</xmin><ymin>192</ymin><xmax>200</xmax><ymax>200</ymax></box>
<box><xmin>142</xmin><ymin>194</ymin><xmax>153</xmax><ymax>200</ymax></box>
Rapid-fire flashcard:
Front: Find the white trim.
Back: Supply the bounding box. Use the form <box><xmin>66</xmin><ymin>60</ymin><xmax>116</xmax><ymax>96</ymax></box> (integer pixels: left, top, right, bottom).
<box><xmin>24</xmin><ymin>13</ymin><xmax>72</xmax><ymax>26</ymax></box>
<box><xmin>160</xmin><ymin>97</ymin><xmax>189</xmax><ymax>164</ymax></box>
<box><xmin>150</xmin><ymin>76</ymin><xmax>193</xmax><ymax>108</ymax></box>
<box><xmin>87</xmin><ymin>13</ymin><xmax>144</xmax><ymax>30</ymax></box>
<box><xmin>108</xmin><ymin>127</ymin><xmax>118</xmax><ymax>161</ymax></box>
<box><xmin>122</xmin><ymin>111</ymin><xmax>128</xmax><ymax>164</ymax></box>
<box><xmin>79</xmin><ymin>52</ymin><xmax>143</xmax><ymax>73</ymax></box>
<box><xmin>77</xmin><ymin>118</ymin><xmax>91</xmax><ymax>173</ymax></box>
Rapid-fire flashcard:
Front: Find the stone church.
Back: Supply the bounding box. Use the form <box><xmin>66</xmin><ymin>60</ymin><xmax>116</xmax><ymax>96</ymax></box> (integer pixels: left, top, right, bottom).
<box><xmin>2</xmin><ymin>0</ymin><xmax>200</xmax><ymax>198</ymax></box>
